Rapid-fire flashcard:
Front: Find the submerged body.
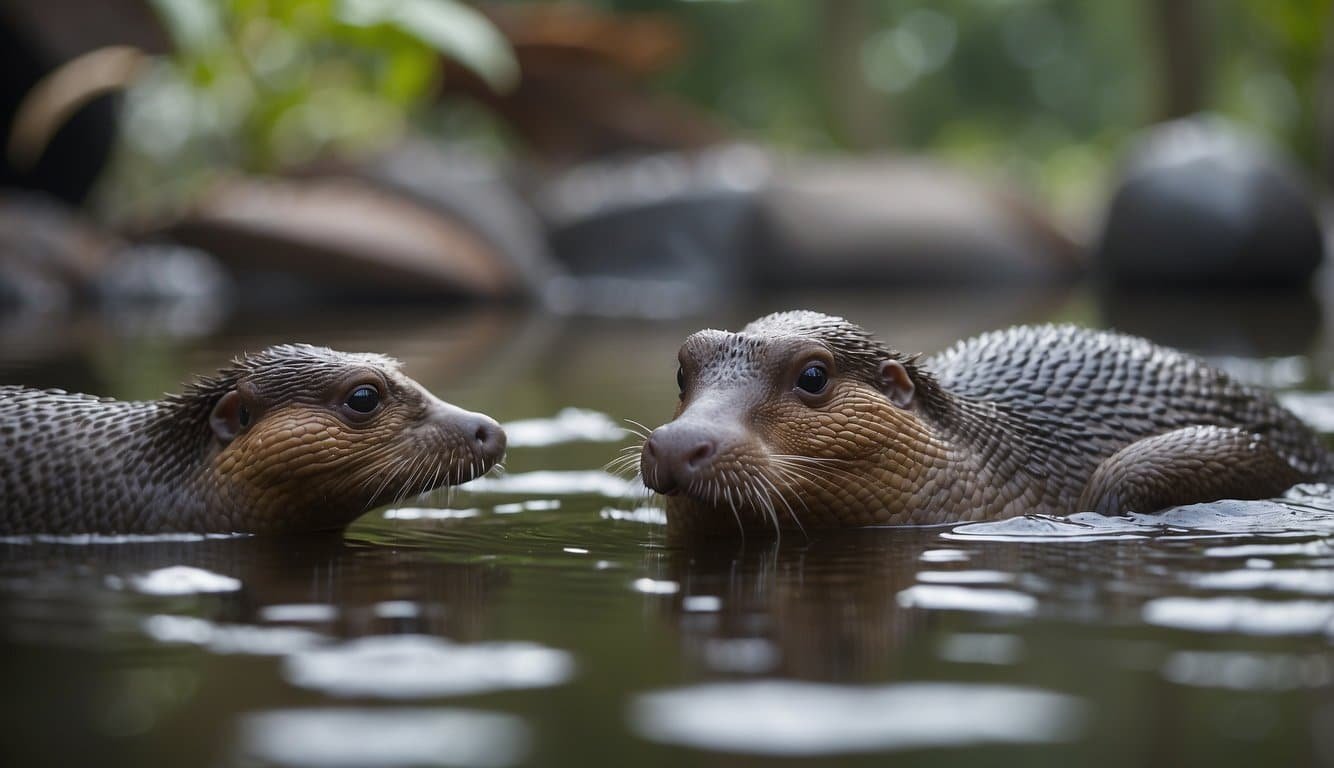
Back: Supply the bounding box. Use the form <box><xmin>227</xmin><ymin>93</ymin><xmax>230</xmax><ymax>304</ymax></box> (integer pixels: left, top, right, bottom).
<box><xmin>0</xmin><ymin>345</ymin><xmax>505</xmax><ymax>535</ymax></box>
<box><xmin>641</xmin><ymin>312</ymin><xmax>1329</xmax><ymax>537</ymax></box>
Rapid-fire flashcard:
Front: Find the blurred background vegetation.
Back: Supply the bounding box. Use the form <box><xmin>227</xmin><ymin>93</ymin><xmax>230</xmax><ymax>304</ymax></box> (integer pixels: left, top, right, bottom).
<box><xmin>629</xmin><ymin>0</ymin><xmax>1330</xmax><ymax>220</ymax></box>
<box><xmin>98</xmin><ymin>0</ymin><xmax>1332</xmax><ymax>227</ymax></box>
<box><xmin>105</xmin><ymin>0</ymin><xmax>517</xmax><ymax>217</ymax></box>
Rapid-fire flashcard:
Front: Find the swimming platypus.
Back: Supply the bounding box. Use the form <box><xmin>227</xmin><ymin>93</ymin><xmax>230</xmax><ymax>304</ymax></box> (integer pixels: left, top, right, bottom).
<box><xmin>641</xmin><ymin>311</ymin><xmax>1327</xmax><ymax>537</ymax></box>
<box><xmin>0</xmin><ymin>344</ymin><xmax>506</xmax><ymax>534</ymax></box>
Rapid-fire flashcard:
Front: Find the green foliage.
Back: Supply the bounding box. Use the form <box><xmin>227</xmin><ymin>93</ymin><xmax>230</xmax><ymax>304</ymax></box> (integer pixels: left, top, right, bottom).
<box><xmin>100</xmin><ymin>0</ymin><xmax>514</xmax><ymax>218</ymax></box>
<box><xmin>140</xmin><ymin>0</ymin><xmax>513</xmax><ymax>170</ymax></box>
<box><xmin>1224</xmin><ymin>0</ymin><xmax>1332</xmax><ymax>165</ymax></box>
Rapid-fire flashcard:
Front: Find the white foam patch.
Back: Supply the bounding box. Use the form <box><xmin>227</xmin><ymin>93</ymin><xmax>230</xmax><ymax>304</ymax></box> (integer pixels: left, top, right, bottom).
<box><xmin>108</xmin><ymin>566</ymin><xmax>241</xmax><ymax>595</ymax></box>
<box><xmin>600</xmin><ymin>506</ymin><xmax>668</xmax><ymax>525</ymax></box>
<box><xmin>896</xmin><ymin>585</ymin><xmax>1038</xmax><ymax>616</ymax></box>
<box><xmin>1203</xmin><ymin>540</ymin><xmax>1333</xmax><ymax>559</ymax></box>
<box><xmin>237</xmin><ymin>708</ymin><xmax>530</xmax><ymax>768</ymax></box>
<box><xmin>143</xmin><ymin>615</ymin><xmax>325</xmax><ymax>655</ymax></box>
<box><xmin>465</xmin><ymin>471</ymin><xmax>637</xmax><ymax>497</ymax></box>
<box><xmin>683</xmin><ymin>595</ymin><xmax>722</xmax><ymax>612</ymax></box>
<box><xmin>919</xmin><ymin>549</ymin><xmax>971</xmax><ymax>563</ymax></box>
<box><xmin>502</xmin><ymin>408</ymin><xmax>626</xmax><ymax>447</ymax></box>
<box><xmin>492</xmin><ymin>500</ymin><xmax>561</xmax><ymax>515</ymax></box>
<box><xmin>260</xmin><ymin>604</ymin><xmax>338</xmax><ymax>623</ymax></box>
<box><xmin>632</xmin><ymin>578</ymin><xmax>680</xmax><ymax>595</ymax></box>
<box><xmin>630</xmin><ymin>682</ymin><xmax>1084</xmax><ymax>755</ymax></box>
<box><xmin>283</xmin><ymin>635</ymin><xmax>574</xmax><ymax>699</ymax></box>
<box><xmin>1142</xmin><ymin>597</ymin><xmax>1334</xmax><ymax>636</ymax></box>
<box><xmin>1186</xmin><ymin>568</ymin><xmax>1334</xmax><ymax>595</ymax></box>
<box><xmin>1161</xmin><ymin>650</ymin><xmax>1334</xmax><ymax>691</ymax></box>
<box><xmin>917</xmin><ymin>570</ymin><xmax>1015</xmax><ymax>585</ymax></box>
<box><xmin>383</xmin><ymin>508</ymin><xmax>481</xmax><ymax>521</ymax></box>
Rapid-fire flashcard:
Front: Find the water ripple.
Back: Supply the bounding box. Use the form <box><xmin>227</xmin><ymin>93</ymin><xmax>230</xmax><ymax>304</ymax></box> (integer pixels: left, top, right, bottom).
<box><xmin>1161</xmin><ymin>650</ymin><xmax>1334</xmax><ymax>691</ymax></box>
<box><xmin>946</xmin><ymin>492</ymin><xmax>1334</xmax><ymax>543</ymax></box>
<box><xmin>1185</xmin><ymin>568</ymin><xmax>1334</xmax><ymax>595</ymax></box>
<box><xmin>105</xmin><ymin>566</ymin><xmax>241</xmax><ymax>595</ymax></box>
<box><xmin>502</xmin><ymin>408</ymin><xmax>627</xmax><ymax>447</ymax></box>
<box><xmin>143</xmin><ymin>615</ymin><xmax>326</xmax><ymax>655</ymax></box>
<box><xmin>237</xmin><ymin>708</ymin><xmax>531</xmax><ymax>767</ymax></box>
<box><xmin>464</xmin><ymin>470</ymin><xmax>640</xmax><ymax>497</ymax></box>
<box><xmin>283</xmin><ymin>634</ymin><xmax>575</xmax><ymax>699</ymax></box>
<box><xmin>630</xmin><ymin>682</ymin><xmax>1085</xmax><ymax>755</ymax></box>
<box><xmin>896</xmin><ymin>585</ymin><xmax>1038</xmax><ymax>615</ymax></box>
<box><xmin>1142</xmin><ymin>596</ymin><xmax>1334</xmax><ymax>636</ymax></box>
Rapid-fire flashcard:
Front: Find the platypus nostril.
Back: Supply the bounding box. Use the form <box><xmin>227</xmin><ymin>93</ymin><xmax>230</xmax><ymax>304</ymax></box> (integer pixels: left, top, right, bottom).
<box><xmin>683</xmin><ymin>441</ymin><xmax>715</xmax><ymax>471</ymax></box>
<box><xmin>641</xmin><ymin>427</ymin><xmax>719</xmax><ymax>495</ymax></box>
<box><xmin>470</xmin><ymin>416</ymin><xmax>507</xmax><ymax>464</ymax></box>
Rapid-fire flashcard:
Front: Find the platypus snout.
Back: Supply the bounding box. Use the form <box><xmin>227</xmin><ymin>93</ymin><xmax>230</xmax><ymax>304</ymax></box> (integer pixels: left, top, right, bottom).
<box><xmin>464</xmin><ymin>410</ymin><xmax>504</xmax><ymax>464</ymax></box>
<box><xmin>641</xmin><ymin>420</ymin><xmax>740</xmax><ymax>496</ymax></box>
<box><xmin>428</xmin><ymin>397</ymin><xmax>507</xmax><ymax>469</ymax></box>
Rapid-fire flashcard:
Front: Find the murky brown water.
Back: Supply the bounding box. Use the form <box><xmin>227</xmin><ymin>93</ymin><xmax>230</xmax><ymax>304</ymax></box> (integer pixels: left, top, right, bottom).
<box><xmin>2</xmin><ymin>287</ymin><xmax>1333</xmax><ymax>767</ymax></box>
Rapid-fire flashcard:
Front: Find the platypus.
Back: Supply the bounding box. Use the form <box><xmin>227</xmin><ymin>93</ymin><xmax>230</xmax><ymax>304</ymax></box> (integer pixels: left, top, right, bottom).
<box><xmin>640</xmin><ymin>311</ymin><xmax>1327</xmax><ymax>537</ymax></box>
<box><xmin>0</xmin><ymin>344</ymin><xmax>506</xmax><ymax>534</ymax></box>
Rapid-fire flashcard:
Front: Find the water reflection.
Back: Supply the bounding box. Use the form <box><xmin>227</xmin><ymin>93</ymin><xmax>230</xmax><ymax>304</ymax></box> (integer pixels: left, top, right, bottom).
<box><xmin>1161</xmin><ymin>650</ymin><xmax>1334</xmax><ymax>691</ymax></box>
<box><xmin>1143</xmin><ymin>597</ymin><xmax>1334</xmax><ymax>636</ymax></box>
<box><xmin>283</xmin><ymin>634</ymin><xmax>574</xmax><ymax>699</ymax></box>
<box><xmin>106</xmin><ymin>565</ymin><xmax>242</xmax><ymax>595</ymax></box>
<box><xmin>235</xmin><ymin>708</ymin><xmax>531</xmax><ymax>768</ymax></box>
<box><xmin>0</xmin><ymin>533</ymin><xmax>511</xmax><ymax>649</ymax></box>
<box><xmin>645</xmin><ymin>529</ymin><xmax>1050</xmax><ymax>678</ymax></box>
<box><xmin>0</xmin><ymin>532</ymin><xmax>517</xmax><ymax>767</ymax></box>
<box><xmin>630</xmin><ymin>681</ymin><xmax>1085</xmax><ymax>756</ymax></box>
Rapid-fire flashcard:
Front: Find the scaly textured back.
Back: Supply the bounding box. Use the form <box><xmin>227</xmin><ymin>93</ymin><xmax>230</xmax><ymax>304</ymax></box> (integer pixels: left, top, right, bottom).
<box><xmin>924</xmin><ymin>324</ymin><xmax>1331</xmax><ymax>505</ymax></box>
<box><xmin>0</xmin><ymin>388</ymin><xmax>196</xmax><ymax>534</ymax></box>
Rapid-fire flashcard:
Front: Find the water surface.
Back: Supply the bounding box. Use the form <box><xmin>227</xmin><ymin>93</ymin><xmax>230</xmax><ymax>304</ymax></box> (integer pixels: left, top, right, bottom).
<box><xmin>2</xmin><ymin>289</ymin><xmax>1332</xmax><ymax>767</ymax></box>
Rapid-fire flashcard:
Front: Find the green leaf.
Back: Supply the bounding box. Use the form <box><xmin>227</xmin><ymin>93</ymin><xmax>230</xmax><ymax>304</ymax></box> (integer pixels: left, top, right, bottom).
<box><xmin>337</xmin><ymin>0</ymin><xmax>519</xmax><ymax>92</ymax></box>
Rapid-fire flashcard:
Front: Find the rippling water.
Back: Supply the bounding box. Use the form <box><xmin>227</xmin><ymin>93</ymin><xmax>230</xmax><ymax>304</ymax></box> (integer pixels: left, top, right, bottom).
<box><xmin>1</xmin><ymin>291</ymin><xmax>1332</xmax><ymax>767</ymax></box>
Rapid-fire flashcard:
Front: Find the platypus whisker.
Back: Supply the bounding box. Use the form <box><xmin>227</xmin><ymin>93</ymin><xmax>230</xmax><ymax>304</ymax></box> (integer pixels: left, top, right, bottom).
<box><xmin>759</xmin><ymin>472</ymin><xmax>807</xmax><ymax>541</ymax></box>
<box><xmin>721</xmin><ymin>473</ymin><xmax>746</xmax><ymax>541</ymax></box>
<box><xmin>743</xmin><ymin>474</ymin><xmax>774</xmax><ymax>542</ymax></box>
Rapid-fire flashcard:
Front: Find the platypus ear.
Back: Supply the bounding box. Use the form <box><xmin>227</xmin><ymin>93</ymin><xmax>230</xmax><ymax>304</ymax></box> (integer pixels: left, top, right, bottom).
<box><xmin>878</xmin><ymin>360</ymin><xmax>915</xmax><ymax>408</ymax></box>
<box><xmin>209</xmin><ymin>390</ymin><xmax>249</xmax><ymax>444</ymax></box>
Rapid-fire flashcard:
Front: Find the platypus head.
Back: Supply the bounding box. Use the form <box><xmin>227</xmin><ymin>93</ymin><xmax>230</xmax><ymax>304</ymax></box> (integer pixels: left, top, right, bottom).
<box><xmin>640</xmin><ymin>311</ymin><xmax>946</xmax><ymax>537</ymax></box>
<box><xmin>168</xmin><ymin>344</ymin><xmax>505</xmax><ymax>532</ymax></box>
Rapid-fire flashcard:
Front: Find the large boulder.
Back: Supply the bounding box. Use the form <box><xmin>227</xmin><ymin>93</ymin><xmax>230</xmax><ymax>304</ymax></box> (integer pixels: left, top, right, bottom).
<box><xmin>1094</xmin><ymin>116</ymin><xmax>1324</xmax><ymax>290</ymax></box>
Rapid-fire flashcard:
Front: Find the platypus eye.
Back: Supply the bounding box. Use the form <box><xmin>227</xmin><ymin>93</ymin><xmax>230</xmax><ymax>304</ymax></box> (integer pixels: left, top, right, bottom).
<box><xmin>345</xmin><ymin>385</ymin><xmax>381</xmax><ymax>414</ymax></box>
<box><xmin>796</xmin><ymin>364</ymin><xmax>828</xmax><ymax>395</ymax></box>
<box><xmin>676</xmin><ymin>366</ymin><xmax>685</xmax><ymax>396</ymax></box>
